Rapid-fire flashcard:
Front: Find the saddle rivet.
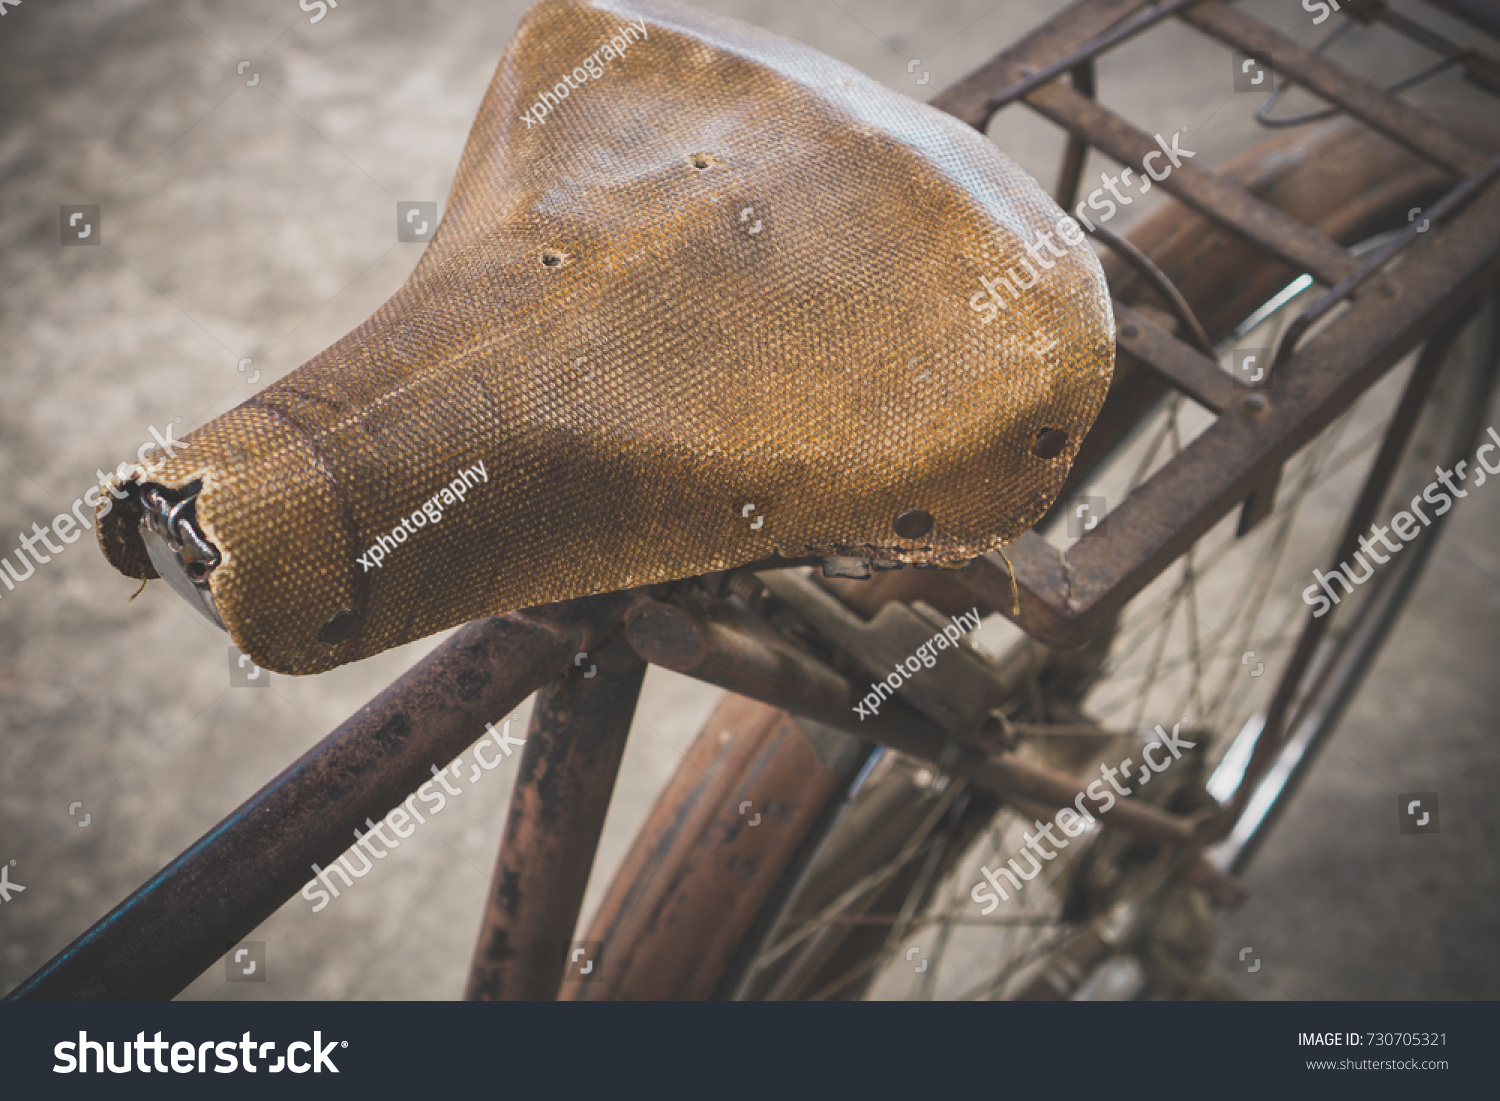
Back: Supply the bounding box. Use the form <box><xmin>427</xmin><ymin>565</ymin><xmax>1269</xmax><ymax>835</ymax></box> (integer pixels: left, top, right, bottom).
<box><xmin>1032</xmin><ymin>427</ymin><xmax>1068</xmax><ymax>459</ymax></box>
<box><xmin>318</xmin><ymin>609</ymin><xmax>360</xmax><ymax>645</ymax></box>
<box><xmin>894</xmin><ymin>510</ymin><xmax>934</xmax><ymax>539</ymax></box>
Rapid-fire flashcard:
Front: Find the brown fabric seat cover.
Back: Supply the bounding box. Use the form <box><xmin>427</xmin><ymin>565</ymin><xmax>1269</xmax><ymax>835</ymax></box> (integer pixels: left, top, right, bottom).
<box><xmin>97</xmin><ymin>0</ymin><xmax>1114</xmax><ymax>675</ymax></box>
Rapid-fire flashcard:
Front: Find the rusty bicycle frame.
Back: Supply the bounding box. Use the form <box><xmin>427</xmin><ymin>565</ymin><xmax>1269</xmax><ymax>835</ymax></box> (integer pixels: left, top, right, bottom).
<box><xmin>11</xmin><ymin>0</ymin><xmax>1500</xmax><ymax>1001</ymax></box>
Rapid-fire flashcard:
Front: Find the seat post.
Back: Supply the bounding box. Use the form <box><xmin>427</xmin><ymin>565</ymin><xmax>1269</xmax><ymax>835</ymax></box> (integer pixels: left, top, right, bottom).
<box><xmin>465</xmin><ymin>618</ymin><xmax>645</xmax><ymax>1000</ymax></box>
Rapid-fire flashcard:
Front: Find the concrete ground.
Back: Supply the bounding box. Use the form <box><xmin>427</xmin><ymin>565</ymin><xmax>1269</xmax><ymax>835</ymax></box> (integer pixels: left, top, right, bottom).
<box><xmin>0</xmin><ymin>0</ymin><xmax>1496</xmax><ymax>1000</ymax></box>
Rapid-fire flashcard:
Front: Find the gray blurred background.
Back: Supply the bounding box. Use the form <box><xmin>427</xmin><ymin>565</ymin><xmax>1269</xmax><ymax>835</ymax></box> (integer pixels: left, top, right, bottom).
<box><xmin>1</xmin><ymin>0</ymin><xmax>1497</xmax><ymax>1000</ymax></box>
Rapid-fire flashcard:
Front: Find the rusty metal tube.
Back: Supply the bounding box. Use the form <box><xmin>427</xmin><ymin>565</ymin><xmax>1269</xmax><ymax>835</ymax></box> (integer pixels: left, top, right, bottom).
<box><xmin>625</xmin><ymin>598</ymin><xmax>1204</xmax><ymax>849</ymax></box>
<box><xmin>969</xmin><ymin>751</ymin><xmax>1199</xmax><ymax>847</ymax></box>
<box><xmin>624</xmin><ymin>598</ymin><xmax>952</xmax><ymax>761</ymax></box>
<box><xmin>464</xmin><ymin>635</ymin><xmax>647</xmax><ymax>1000</ymax></box>
<box><xmin>7</xmin><ymin>597</ymin><xmax>625</xmax><ymax>1000</ymax></box>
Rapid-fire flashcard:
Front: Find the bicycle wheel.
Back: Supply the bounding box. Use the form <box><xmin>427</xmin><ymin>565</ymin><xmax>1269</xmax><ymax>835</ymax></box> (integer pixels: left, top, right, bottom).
<box><xmin>569</xmin><ymin>107</ymin><xmax>1500</xmax><ymax>1001</ymax></box>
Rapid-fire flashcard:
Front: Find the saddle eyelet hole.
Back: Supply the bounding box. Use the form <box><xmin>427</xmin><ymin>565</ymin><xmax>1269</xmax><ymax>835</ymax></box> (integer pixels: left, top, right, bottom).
<box><xmin>318</xmin><ymin>609</ymin><xmax>360</xmax><ymax>645</ymax></box>
<box><xmin>540</xmin><ymin>249</ymin><xmax>567</xmax><ymax>268</ymax></box>
<box><xmin>1032</xmin><ymin>427</ymin><xmax>1068</xmax><ymax>459</ymax></box>
<box><xmin>893</xmin><ymin>509</ymin><xmax>934</xmax><ymax>540</ymax></box>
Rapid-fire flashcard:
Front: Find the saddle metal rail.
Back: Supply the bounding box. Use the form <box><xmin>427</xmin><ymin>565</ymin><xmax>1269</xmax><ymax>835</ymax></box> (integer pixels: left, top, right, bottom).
<box><xmin>10</xmin><ymin>0</ymin><xmax>1500</xmax><ymax>1001</ymax></box>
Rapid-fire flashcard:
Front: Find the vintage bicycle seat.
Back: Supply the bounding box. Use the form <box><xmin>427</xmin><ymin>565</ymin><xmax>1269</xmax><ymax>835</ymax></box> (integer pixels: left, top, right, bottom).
<box><xmin>96</xmin><ymin>0</ymin><xmax>1114</xmax><ymax>675</ymax></box>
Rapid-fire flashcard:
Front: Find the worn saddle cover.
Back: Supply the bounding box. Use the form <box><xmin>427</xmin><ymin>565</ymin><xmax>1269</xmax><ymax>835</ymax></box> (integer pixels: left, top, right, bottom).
<box><xmin>97</xmin><ymin>0</ymin><xmax>1114</xmax><ymax>674</ymax></box>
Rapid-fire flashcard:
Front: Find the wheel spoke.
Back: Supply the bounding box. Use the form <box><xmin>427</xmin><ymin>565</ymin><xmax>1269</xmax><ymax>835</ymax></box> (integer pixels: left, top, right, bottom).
<box><xmin>723</xmin><ymin>219</ymin><xmax>1472</xmax><ymax>1003</ymax></box>
<box><xmin>746</xmin><ymin>784</ymin><xmax>962</xmax><ymax>974</ymax></box>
